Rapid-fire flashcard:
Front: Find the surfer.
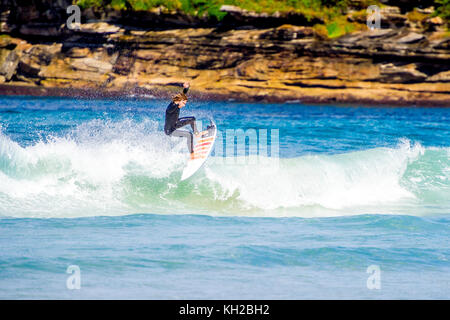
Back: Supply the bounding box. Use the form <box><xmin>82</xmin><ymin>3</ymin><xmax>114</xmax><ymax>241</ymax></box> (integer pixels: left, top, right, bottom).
<box><xmin>164</xmin><ymin>82</ymin><xmax>199</xmax><ymax>155</ymax></box>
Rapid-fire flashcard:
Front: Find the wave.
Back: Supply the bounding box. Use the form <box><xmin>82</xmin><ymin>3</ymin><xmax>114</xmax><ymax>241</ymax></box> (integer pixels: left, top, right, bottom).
<box><xmin>0</xmin><ymin>119</ymin><xmax>449</xmax><ymax>218</ymax></box>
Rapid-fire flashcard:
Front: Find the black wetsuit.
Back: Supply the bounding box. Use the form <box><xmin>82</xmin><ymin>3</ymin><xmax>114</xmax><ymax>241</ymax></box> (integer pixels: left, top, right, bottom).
<box><xmin>164</xmin><ymin>87</ymin><xmax>197</xmax><ymax>153</ymax></box>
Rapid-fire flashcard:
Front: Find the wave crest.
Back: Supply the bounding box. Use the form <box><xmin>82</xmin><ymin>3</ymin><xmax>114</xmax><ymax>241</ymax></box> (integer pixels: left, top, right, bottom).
<box><xmin>0</xmin><ymin>121</ymin><xmax>448</xmax><ymax>218</ymax></box>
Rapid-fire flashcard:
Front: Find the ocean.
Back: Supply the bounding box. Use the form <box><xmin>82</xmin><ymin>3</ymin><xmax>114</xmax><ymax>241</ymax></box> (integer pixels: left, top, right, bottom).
<box><xmin>0</xmin><ymin>96</ymin><xmax>449</xmax><ymax>299</ymax></box>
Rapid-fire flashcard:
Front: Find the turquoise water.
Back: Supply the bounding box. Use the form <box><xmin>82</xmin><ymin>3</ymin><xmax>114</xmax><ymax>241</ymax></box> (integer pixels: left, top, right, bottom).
<box><xmin>0</xmin><ymin>96</ymin><xmax>449</xmax><ymax>299</ymax></box>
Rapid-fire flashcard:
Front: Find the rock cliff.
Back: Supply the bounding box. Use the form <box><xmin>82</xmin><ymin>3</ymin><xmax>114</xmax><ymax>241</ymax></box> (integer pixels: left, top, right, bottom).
<box><xmin>0</xmin><ymin>0</ymin><xmax>449</xmax><ymax>106</ymax></box>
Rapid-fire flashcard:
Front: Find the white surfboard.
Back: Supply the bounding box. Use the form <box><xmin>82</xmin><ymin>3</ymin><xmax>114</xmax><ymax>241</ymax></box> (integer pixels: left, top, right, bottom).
<box><xmin>181</xmin><ymin>119</ymin><xmax>217</xmax><ymax>181</ymax></box>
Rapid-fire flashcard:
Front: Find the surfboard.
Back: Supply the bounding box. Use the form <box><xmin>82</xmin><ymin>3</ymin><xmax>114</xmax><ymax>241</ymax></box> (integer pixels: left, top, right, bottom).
<box><xmin>181</xmin><ymin>119</ymin><xmax>217</xmax><ymax>181</ymax></box>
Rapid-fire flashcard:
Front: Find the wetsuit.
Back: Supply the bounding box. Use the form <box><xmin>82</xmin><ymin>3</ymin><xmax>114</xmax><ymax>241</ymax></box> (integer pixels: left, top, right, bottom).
<box><xmin>164</xmin><ymin>86</ymin><xmax>198</xmax><ymax>153</ymax></box>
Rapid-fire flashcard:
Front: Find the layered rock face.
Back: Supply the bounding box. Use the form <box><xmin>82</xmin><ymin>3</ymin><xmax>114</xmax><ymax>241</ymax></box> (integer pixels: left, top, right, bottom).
<box><xmin>0</xmin><ymin>1</ymin><xmax>449</xmax><ymax>106</ymax></box>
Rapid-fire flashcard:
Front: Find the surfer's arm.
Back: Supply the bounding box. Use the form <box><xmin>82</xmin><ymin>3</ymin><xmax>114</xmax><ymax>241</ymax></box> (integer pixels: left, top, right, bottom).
<box><xmin>182</xmin><ymin>82</ymin><xmax>189</xmax><ymax>94</ymax></box>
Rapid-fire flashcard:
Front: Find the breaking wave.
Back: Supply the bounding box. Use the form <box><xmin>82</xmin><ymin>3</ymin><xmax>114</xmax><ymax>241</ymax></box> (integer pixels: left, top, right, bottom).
<box><xmin>0</xmin><ymin>119</ymin><xmax>449</xmax><ymax>218</ymax></box>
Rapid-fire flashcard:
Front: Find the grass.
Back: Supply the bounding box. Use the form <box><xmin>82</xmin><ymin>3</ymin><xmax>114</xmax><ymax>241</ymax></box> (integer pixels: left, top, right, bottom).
<box><xmin>75</xmin><ymin>0</ymin><xmax>372</xmax><ymax>37</ymax></box>
<box><xmin>434</xmin><ymin>0</ymin><xmax>450</xmax><ymax>21</ymax></box>
<box><xmin>75</xmin><ymin>0</ymin><xmax>360</xmax><ymax>21</ymax></box>
<box><xmin>407</xmin><ymin>8</ymin><xmax>430</xmax><ymax>22</ymax></box>
<box><xmin>73</xmin><ymin>1</ymin><xmax>449</xmax><ymax>37</ymax></box>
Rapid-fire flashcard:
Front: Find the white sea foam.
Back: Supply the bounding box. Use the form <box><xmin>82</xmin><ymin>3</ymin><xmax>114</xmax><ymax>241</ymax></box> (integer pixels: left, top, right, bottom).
<box><xmin>0</xmin><ymin>120</ymin><xmax>448</xmax><ymax>218</ymax></box>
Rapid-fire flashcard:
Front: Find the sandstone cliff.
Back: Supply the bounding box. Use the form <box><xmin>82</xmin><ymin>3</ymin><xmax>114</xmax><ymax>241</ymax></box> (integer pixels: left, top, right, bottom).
<box><xmin>0</xmin><ymin>1</ymin><xmax>449</xmax><ymax>106</ymax></box>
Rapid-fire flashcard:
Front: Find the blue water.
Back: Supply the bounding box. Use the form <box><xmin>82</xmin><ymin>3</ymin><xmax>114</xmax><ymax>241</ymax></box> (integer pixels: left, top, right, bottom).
<box><xmin>0</xmin><ymin>96</ymin><xmax>449</xmax><ymax>299</ymax></box>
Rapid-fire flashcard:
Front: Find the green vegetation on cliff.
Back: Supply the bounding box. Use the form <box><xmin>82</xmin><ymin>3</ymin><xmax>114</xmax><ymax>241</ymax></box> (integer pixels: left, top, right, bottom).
<box><xmin>76</xmin><ymin>0</ymin><xmax>360</xmax><ymax>17</ymax></box>
<box><xmin>75</xmin><ymin>1</ymin><xmax>382</xmax><ymax>20</ymax></box>
<box><xmin>434</xmin><ymin>0</ymin><xmax>450</xmax><ymax>21</ymax></box>
<box><xmin>76</xmin><ymin>0</ymin><xmax>374</xmax><ymax>37</ymax></box>
<box><xmin>75</xmin><ymin>0</ymin><xmax>448</xmax><ymax>37</ymax></box>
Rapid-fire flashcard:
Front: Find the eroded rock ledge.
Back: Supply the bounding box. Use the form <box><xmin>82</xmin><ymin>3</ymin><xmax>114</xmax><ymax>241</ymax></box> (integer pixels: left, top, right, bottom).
<box><xmin>0</xmin><ymin>2</ymin><xmax>449</xmax><ymax>106</ymax></box>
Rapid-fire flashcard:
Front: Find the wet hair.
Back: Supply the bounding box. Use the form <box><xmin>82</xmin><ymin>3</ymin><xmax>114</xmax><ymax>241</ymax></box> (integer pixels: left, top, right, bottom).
<box><xmin>172</xmin><ymin>93</ymin><xmax>188</xmax><ymax>104</ymax></box>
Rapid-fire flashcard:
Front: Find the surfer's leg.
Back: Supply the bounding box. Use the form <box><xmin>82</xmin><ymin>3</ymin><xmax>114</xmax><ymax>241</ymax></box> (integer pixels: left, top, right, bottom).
<box><xmin>171</xmin><ymin>129</ymin><xmax>194</xmax><ymax>154</ymax></box>
<box><xmin>175</xmin><ymin>117</ymin><xmax>198</xmax><ymax>134</ymax></box>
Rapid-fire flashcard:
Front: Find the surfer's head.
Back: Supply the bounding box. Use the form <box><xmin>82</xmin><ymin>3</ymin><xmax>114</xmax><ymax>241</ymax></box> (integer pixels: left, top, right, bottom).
<box><xmin>173</xmin><ymin>93</ymin><xmax>188</xmax><ymax>107</ymax></box>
